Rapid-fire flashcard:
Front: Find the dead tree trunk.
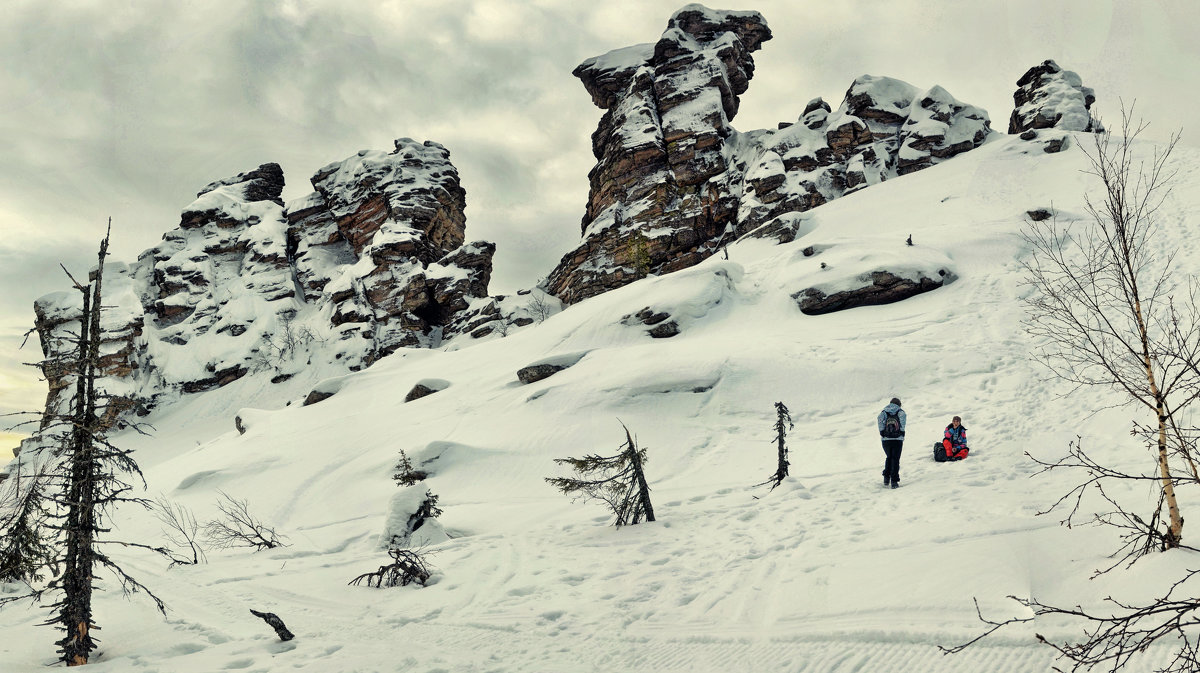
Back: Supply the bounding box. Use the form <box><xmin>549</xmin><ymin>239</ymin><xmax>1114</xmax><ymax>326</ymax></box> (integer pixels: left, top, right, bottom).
<box><xmin>757</xmin><ymin>402</ymin><xmax>793</xmax><ymax>490</ymax></box>
<box><xmin>40</xmin><ymin>224</ymin><xmax>164</xmax><ymax>666</ymax></box>
<box><xmin>625</xmin><ymin>426</ymin><xmax>655</xmax><ymax>523</ymax></box>
<box><xmin>546</xmin><ymin>422</ymin><xmax>656</xmax><ymax>526</ymax></box>
<box><xmin>55</xmin><ymin>255</ymin><xmax>102</xmax><ymax>666</ymax></box>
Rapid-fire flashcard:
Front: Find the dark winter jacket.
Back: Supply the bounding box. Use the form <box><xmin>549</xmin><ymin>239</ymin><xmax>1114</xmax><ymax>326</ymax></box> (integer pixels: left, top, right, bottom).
<box><xmin>944</xmin><ymin>423</ymin><xmax>967</xmax><ymax>449</ymax></box>
<box><xmin>877</xmin><ymin>403</ymin><xmax>906</xmax><ymax>441</ymax></box>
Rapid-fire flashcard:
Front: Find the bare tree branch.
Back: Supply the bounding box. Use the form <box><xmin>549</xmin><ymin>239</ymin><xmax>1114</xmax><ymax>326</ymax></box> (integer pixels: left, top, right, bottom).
<box><xmin>203</xmin><ymin>491</ymin><xmax>288</xmax><ymax>551</ymax></box>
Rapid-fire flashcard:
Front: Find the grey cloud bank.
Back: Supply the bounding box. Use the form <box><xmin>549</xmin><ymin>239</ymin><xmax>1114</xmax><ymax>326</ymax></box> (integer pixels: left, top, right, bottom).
<box><xmin>1</xmin><ymin>0</ymin><xmax>1196</xmax><ymax>455</ymax></box>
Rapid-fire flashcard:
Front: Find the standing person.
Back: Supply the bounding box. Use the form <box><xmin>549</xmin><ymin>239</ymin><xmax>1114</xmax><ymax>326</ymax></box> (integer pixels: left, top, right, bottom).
<box><xmin>942</xmin><ymin>416</ymin><xmax>969</xmax><ymax>460</ymax></box>
<box><xmin>878</xmin><ymin>397</ymin><xmax>906</xmax><ymax>489</ymax></box>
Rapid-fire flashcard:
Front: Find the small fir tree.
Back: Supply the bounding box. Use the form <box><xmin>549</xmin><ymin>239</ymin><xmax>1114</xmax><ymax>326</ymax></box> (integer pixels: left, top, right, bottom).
<box><xmin>407</xmin><ymin>490</ymin><xmax>442</xmax><ymax>533</ymax></box>
<box><xmin>392</xmin><ymin>449</ymin><xmax>427</xmax><ymax>486</ymax></box>
<box><xmin>0</xmin><ymin>459</ymin><xmax>56</xmax><ymax>583</ymax></box>
<box><xmin>546</xmin><ymin>423</ymin><xmax>655</xmax><ymax>526</ymax></box>
<box><xmin>390</xmin><ymin>490</ymin><xmax>443</xmax><ymax>548</ymax></box>
<box><xmin>628</xmin><ymin>232</ymin><xmax>652</xmax><ymax>278</ymax></box>
<box><xmin>757</xmin><ymin>402</ymin><xmax>793</xmax><ymax>491</ymax></box>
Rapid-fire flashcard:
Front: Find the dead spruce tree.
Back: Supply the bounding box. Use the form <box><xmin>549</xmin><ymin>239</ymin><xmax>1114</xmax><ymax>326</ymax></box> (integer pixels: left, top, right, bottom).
<box><xmin>0</xmin><ymin>457</ymin><xmax>56</xmax><ymax>583</ymax></box>
<box><xmin>1021</xmin><ymin>108</ymin><xmax>1195</xmax><ymax>551</ymax></box>
<box><xmin>947</xmin><ymin>111</ymin><xmax>1200</xmax><ymax>672</ymax></box>
<box><xmin>546</xmin><ymin>423</ymin><xmax>655</xmax><ymax>526</ymax></box>
<box><xmin>756</xmin><ymin>402</ymin><xmax>793</xmax><ymax>490</ymax></box>
<box><xmin>53</xmin><ymin>227</ymin><xmax>167</xmax><ymax>665</ymax></box>
<box><xmin>0</xmin><ymin>225</ymin><xmax>167</xmax><ymax>666</ymax></box>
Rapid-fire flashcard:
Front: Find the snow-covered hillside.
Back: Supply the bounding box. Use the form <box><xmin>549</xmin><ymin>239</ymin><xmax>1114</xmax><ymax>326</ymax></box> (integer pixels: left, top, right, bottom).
<box><xmin>3</xmin><ymin>131</ymin><xmax>1200</xmax><ymax>673</ymax></box>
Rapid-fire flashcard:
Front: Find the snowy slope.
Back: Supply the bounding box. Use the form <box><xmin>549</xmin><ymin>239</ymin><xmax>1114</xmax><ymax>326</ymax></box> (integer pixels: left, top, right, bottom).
<box><xmin>3</xmin><ymin>131</ymin><xmax>1200</xmax><ymax>672</ymax></box>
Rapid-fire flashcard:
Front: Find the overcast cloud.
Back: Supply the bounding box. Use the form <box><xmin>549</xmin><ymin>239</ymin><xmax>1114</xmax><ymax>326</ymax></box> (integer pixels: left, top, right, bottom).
<box><xmin>2</xmin><ymin>0</ymin><xmax>1197</xmax><ymax>455</ymax></box>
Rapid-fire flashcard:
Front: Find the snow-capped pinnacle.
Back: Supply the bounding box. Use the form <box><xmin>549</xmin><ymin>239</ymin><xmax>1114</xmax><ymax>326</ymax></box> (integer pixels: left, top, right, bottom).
<box><xmin>181</xmin><ymin>163</ymin><xmax>286</xmax><ymax>229</ymax></box>
<box><xmin>195</xmin><ymin>162</ymin><xmax>286</xmax><ymax>204</ymax></box>
<box><xmin>1008</xmin><ymin>59</ymin><xmax>1103</xmax><ymax>134</ymax></box>
<box><xmin>308</xmin><ymin>139</ymin><xmax>466</xmax><ymax>260</ymax></box>
<box><xmin>544</xmin><ymin>5</ymin><xmax>990</xmax><ymax>306</ymax></box>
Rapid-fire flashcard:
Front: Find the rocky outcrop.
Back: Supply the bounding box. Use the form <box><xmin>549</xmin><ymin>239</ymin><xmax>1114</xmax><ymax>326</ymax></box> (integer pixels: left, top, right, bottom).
<box><xmin>1008</xmin><ymin>60</ymin><xmax>1102</xmax><ymax>134</ymax></box>
<box><xmin>516</xmin><ymin>352</ymin><xmax>589</xmax><ymax>385</ymax></box>
<box><xmin>517</xmin><ymin>364</ymin><xmax>568</xmax><ymax>385</ymax></box>
<box><xmin>545</xmin><ymin>4</ymin><xmax>991</xmax><ymax>305</ymax></box>
<box><xmin>621</xmin><ymin>306</ymin><xmax>680</xmax><ymax>338</ymax></box>
<box><xmin>32</xmin><ymin>263</ymin><xmax>149</xmax><ymax>429</ymax></box>
<box><xmin>30</xmin><ymin>140</ymin><xmax>498</xmax><ymax>426</ymax></box>
<box><xmin>545</xmin><ymin>5</ymin><xmax>772</xmax><ymax>305</ymax></box>
<box><xmin>404</xmin><ymin>379</ymin><xmax>449</xmax><ymax>402</ymax></box>
<box><xmin>793</xmin><ymin>271</ymin><xmax>946</xmax><ymax>315</ymax></box>
<box><xmin>290</xmin><ymin>139</ymin><xmax>492</xmax><ymax>356</ymax></box>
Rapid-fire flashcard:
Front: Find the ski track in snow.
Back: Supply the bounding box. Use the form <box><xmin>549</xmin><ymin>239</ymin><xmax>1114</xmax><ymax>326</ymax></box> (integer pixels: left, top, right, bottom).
<box><xmin>3</xmin><ymin>134</ymin><xmax>1200</xmax><ymax>673</ymax></box>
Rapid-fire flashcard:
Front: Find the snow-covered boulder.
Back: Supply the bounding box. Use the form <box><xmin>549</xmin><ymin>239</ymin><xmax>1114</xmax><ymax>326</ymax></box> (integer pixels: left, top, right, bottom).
<box><xmin>793</xmin><ymin>270</ymin><xmax>947</xmax><ymax>315</ymax></box>
<box><xmin>380</xmin><ymin>486</ymin><xmax>449</xmax><ymax>550</ymax></box>
<box><xmin>1008</xmin><ymin>59</ymin><xmax>1103</xmax><ymax>134</ymax></box>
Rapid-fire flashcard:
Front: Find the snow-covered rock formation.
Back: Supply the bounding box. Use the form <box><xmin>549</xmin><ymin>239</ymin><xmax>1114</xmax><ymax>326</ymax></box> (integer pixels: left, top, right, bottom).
<box><xmin>1008</xmin><ymin>59</ymin><xmax>1103</xmax><ymax>134</ymax></box>
<box><xmin>544</xmin><ymin>4</ymin><xmax>991</xmax><ymax>305</ymax></box>
<box><xmin>29</xmin><ymin>140</ymin><xmax>503</xmax><ymax>428</ymax></box>
<box><xmin>20</xmin><ymin>11</ymin><xmax>1111</xmax><ymax>443</ymax></box>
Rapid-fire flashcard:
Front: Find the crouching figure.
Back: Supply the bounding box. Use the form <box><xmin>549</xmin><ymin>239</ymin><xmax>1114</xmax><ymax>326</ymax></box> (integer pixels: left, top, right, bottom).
<box><xmin>934</xmin><ymin>415</ymin><xmax>969</xmax><ymax>462</ymax></box>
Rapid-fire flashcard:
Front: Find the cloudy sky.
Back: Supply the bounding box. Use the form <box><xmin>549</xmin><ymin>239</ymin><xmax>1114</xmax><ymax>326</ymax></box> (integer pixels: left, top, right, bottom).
<box><xmin>2</xmin><ymin>0</ymin><xmax>1197</xmax><ymax>455</ymax></box>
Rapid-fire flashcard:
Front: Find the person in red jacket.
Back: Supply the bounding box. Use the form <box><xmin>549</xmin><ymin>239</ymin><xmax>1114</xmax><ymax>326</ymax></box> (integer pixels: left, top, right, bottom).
<box><xmin>942</xmin><ymin>416</ymin><xmax>969</xmax><ymax>460</ymax></box>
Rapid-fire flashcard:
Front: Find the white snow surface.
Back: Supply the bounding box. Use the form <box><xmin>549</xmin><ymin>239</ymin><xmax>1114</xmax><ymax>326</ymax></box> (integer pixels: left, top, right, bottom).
<box><xmin>4</xmin><ymin>133</ymin><xmax>1200</xmax><ymax>672</ymax></box>
<box><xmin>579</xmin><ymin>43</ymin><xmax>654</xmax><ymax>77</ymax></box>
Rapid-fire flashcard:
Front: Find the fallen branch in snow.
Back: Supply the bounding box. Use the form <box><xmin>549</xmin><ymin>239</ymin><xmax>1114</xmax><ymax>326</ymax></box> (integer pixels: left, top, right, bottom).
<box><xmin>348</xmin><ymin>548</ymin><xmax>433</xmax><ymax>588</ymax></box>
<box><xmin>250</xmin><ymin>609</ymin><xmax>295</xmax><ymax>641</ymax></box>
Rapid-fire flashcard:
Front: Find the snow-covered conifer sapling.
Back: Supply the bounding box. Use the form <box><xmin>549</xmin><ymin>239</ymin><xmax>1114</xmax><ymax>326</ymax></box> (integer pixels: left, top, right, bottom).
<box><xmin>545</xmin><ymin>422</ymin><xmax>655</xmax><ymax>526</ymax></box>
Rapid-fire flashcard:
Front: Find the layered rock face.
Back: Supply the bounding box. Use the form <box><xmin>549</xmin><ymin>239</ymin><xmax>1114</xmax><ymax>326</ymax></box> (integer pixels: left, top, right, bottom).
<box><xmin>545</xmin><ymin>4</ymin><xmax>991</xmax><ymax>305</ymax></box>
<box><xmin>288</xmin><ymin>139</ymin><xmax>494</xmax><ymax>355</ymax></box>
<box><xmin>1008</xmin><ymin>59</ymin><xmax>1102</xmax><ymax>134</ymax></box>
<box><xmin>32</xmin><ymin>139</ymin><xmax>497</xmax><ymax>423</ymax></box>
<box><xmin>545</xmin><ymin>6</ymin><xmax>771</xmax><ymax>305</ymax></box>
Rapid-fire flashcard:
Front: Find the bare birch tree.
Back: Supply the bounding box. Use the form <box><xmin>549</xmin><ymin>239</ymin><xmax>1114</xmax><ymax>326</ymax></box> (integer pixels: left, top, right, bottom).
<box><xmin>947</xmin><ymin>111</ymin><xmax>1200</xmax><ymax>672</ymax></box>
<box><xmin>1022</xmin><ymin>107</ymin><xmax>1194</xmax><ymax>550</ymax></box>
